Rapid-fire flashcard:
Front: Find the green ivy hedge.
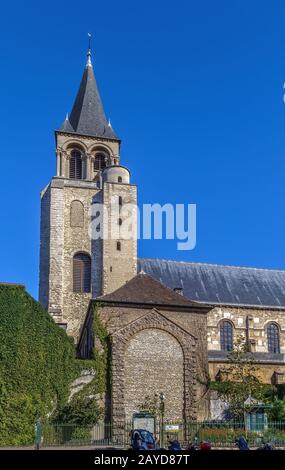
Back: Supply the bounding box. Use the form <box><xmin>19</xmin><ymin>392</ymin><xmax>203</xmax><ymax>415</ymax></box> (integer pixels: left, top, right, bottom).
<box><xmin>0</xmin><ymin>284</ymin><xmax>79</xmax><ymax>445</ymax></box>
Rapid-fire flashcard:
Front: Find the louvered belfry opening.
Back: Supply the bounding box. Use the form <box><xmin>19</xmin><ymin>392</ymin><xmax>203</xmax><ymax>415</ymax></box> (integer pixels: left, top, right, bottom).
<box><xmin>220</xmin><ymin>320</ymin><xmax>233</xmax><ymax>351</ymax></box>
<box><xmin>267</xmin><ymin>323</ymin><xmax>280</xmax><ymax>353</ymax></box>
<box><xmin>73</xmin><ymin>253</ymin><xmax>91</xmax><ymax>293</ymax></box>
<box><xmin>94</xmin><ymin>153</ymin><xmax>107</xmax><ymax>171</ymax></box>
<box><xmin>69</xmin><ymin>149</ymin><xmax>83</xmax><ymax>179</ymax></box>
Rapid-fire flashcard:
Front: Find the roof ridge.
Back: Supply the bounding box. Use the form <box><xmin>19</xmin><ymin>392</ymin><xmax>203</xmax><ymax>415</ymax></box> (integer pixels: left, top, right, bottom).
<box><xmin>98</xmin><ymin>271</ymin><xmax>203</xmax><ymax>307</ymax></box>
<box><xmin>139</xmin><ymin>257</ymin><xmax>285</xmax><ymax>274</ymax></box>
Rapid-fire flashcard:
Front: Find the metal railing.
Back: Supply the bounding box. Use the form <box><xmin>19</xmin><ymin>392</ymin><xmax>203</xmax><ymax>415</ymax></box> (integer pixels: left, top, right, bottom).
<box><xmin>42</xmin><ymin>421</ymin><xmax>285</xmax><ymax>448</ymax></box>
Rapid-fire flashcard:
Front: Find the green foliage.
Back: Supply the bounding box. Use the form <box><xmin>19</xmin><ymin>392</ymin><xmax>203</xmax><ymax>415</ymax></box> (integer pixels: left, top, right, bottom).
<box><xmin>54</xmin><ymin>393</ymin><xmax>103</xmax><ymax>425</ymax></box>
<box><xmin>0</xmin><ymin>285</ymin><xmax>79</xmax><ymax>445</ymax></box>
<box><xmin>92</xmin><ymin>304</ymin><xmax>111</xmax><ymax>396</ymax></box>
<box><xmin>69</xmin><ymin>426</ymin><xmax>92</xmax><ymax>443</ymax></box>
<box><xmin>277</xmin><ymin>384</ymin><xmax>285</xmax><ymax>400</ymax></box>
<box><xmin>53</xmin><ymin>304</ymin><xmax>110</xmax><ymax>426</ymax></box>
<box><xmin>210</xmin><ymin>335</ymin><xmax>276</xmax><ymax>419</ymax></box>
<box><xmin>269</xmin><ymin>399</ymin><xmax>285</xmax><ymax>421</ymax></box>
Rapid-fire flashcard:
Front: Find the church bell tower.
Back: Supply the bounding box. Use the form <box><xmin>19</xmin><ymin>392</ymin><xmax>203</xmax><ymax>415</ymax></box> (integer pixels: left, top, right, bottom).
<box><xmin>39</xmin><ymin>44</ymin><xmax>137</xmax><ymax>339</ymax></box>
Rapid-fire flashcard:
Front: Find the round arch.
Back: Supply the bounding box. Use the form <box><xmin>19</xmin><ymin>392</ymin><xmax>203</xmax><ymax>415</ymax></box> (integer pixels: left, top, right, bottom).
<box><xmin>63</xmin><ymin>139</ymin><xmax>88</xmax><ymax>153</ymax></box>
<box><xmin>111</xmin><ymin>309</ymin><xmax>199</xmax><ymax>427</ymax></box>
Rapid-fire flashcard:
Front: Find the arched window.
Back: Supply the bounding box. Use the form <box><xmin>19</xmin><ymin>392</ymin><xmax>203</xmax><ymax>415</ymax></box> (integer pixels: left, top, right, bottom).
<box><xmin>69</xmin><ymin>149</ymin><xmax>82</xmax><ymax>179</ymax></box>
<box><xmin>118</xmin><ymin>196</ymin><xmax>123</xmax><ymax>207</ymax></box>
<box><xmin>70</xmin><ymin>201</ymin><xmax>84</xmax><ymax>227</ymax></box>
<box><xmin>118</xmin><ymin>176</ymin><xmax>122</xmax><ymax>183</ymax></box>
<box><xmin>267</xmin><ymin>323</ymin><xmax>280</xmax><ymax>353</ymax></box>
<box><xmin>118</xmin><ymin>218</ymin><xmax>122</xmax><ymax>226</ymax></box>
<box><xmin>117</xmin><ymin>241</ymin><xmax>121</xmax><ymax>251</ymax></box>
<box><xmin>73</xmin><ymin>253</ymin><xmax>91</xmax><ymax>293</ymax></box>
<box><xmin>94</xmin><ymin>153</ymin><xmax>107</xmax><ymax>171</ymax></box>
<box><xmin>220</xmin><ymin>320</ymin><xmax>233</xmax><ymax>351</ymax></box>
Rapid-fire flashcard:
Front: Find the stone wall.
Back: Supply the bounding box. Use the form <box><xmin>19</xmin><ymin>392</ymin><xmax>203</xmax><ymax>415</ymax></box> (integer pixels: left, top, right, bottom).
<box><xmin>39</xmin><ymin>173</ymin><xmax>138</xmax><ymax>340</ymax></box>
<box><xmin>209</xmin><ymin>359</ymin><xmax>285</xmax><ymax>384</ymax></box>
<box><xmin>39</xmin><ymin>184</ymin><xmax>50</xmax><ymax>310</ymax></box>
<box><xmin>207</xmin><ymin>306</ymin><xmax>285</xmax><ymax>353</ymax></box>
<box><xmin>124</xmin><ymin>328</ymin><xmax>184</xmax><ymax>421</ymax></box>
<box><xmin>97</xmin><ymin>304</ymin><xmax>209</xmax><ymax>425</ymax></box>
<box><xmin>102</xmin><ymin>182</ymin><xmax>137</xmax><ymax>295</ymax></box>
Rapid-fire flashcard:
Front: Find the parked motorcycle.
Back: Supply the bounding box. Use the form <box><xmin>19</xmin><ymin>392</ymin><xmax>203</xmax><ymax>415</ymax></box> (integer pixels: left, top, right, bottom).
<box><xmin>185</xmin><ymin>442</ymin><xmax>198</xmax><ymax>451</ymax></box>
<box><xmin>199</xmin><ymin>441</ymin><xmax>211</xmax><ymax>450</ymax></box>
<box><xmin>256</xmin><ymin>442</ymin><xmax>275</xmax><ymax>451</ymax></box>
<box><xmin>168</xmin><ymin>439</ymin><xmax>182</xmax><ymax>451</ymax></box>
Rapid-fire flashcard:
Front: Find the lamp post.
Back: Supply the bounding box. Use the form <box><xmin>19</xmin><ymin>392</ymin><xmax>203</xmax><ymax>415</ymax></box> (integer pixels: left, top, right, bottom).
<box><xmin>159</xmin><ymin>393</ymin><xmax>165</xmax><ymax>449</ymax></box>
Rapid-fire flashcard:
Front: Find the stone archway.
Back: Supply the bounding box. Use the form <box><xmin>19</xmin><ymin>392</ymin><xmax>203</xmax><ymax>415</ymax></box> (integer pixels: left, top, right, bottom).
<box><xmin>124</xmin><ymin>328</ymin><xmax>184</xmax><ymax>421</ymax></box>
<box><xmin>111</xmin><ymin>309</ymin><xmax>198</xmax><ymax>428</ymax></box>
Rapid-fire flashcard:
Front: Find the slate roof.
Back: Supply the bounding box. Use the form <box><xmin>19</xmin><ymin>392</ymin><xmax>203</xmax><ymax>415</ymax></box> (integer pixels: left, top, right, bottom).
<box><xmin>98</xmin><ymin>272</ymin><xmax>205</xmax><ymax>308</ymax></box>
<box><xmin>138</xmin><ymin>258</ymin><xmax>285</xmax><ymax>309</ymax></box>
<box><xmin>57</xmin><ymin>52</ymin><xmax>119</xmax><ymax>140</ymax></box>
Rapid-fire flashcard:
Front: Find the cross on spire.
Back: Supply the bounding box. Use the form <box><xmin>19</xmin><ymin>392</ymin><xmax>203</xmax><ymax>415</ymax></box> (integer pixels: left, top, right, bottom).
<box><xmin>87</xmin><ymin>33</ymin><xmax>92</xmax><ymax>67</ymax></box>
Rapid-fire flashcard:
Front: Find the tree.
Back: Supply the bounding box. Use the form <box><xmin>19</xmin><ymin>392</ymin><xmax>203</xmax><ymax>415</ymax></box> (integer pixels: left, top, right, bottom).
<box><xmin>54</xmin><ymin>394</ymin><xmax>103</xmax><ymax>425</ymax></box>
<box><xmin>269</xmin><ymin>399</ymin><xmax>285</xmax><ymax>421</ymax></box>
<box><xmin>211</xmin><ymin>335</ymin><xmax>275</xmax><ymax>420</ymax></box>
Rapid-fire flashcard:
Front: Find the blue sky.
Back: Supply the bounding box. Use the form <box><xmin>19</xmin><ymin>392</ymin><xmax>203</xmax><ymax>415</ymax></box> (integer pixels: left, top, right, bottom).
<box><xmin>1</xmin><ymin>0</ymin><xmax>285</xmax><ymax>299</ymax></box>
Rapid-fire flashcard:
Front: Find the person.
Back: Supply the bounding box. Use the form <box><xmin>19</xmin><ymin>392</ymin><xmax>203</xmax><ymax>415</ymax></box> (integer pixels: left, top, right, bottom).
<box><xmin>133</xmin><ymin>431</ymin><xmax>142</xmax><ymax>450</ymax></box>
<box><xmin>235</xmin><ymin>436</ymin><xmax>249</xmax><ymax>451</ymax></box>
<box><xmin>34</xmin><ymin>418</ymin><xmax>43</xmax><ymax>450</ymax></box>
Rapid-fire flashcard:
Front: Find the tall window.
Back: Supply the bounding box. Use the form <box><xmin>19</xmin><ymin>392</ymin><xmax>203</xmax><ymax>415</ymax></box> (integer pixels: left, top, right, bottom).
<box><xmin>94</xmin><ymin>153</ymin><xmax>107</xmax><ymax>171</ymax></box>
<box><xmin>73</xmin><ymin>253</ymin><xmax>91</xmax><ymax>293</ymax></box>
<box><xmin>267</xmin><ymin>323</ymin><xmax>280</xmax><ymax>353</ymax></box>
<box><xmin>220</xmin><ymin>320</ymin><xmax>233</xmax><ymax>351</ymax></box>
<box><xmin>70</xmin><ymin>150</ymin><xmax>82</xmax><ymax>179</ymax></box>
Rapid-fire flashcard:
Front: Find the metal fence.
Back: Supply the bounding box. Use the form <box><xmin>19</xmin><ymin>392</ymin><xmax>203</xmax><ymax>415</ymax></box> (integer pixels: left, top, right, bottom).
<box><xmin>43</xmin><ymin>423</ymin><xmax>114</xmax><ymax>447</ymax></box>
<box><xmin>42</xmin><ymin>421</ymin><xmax>285</xmax><ymax>448</ymax></box>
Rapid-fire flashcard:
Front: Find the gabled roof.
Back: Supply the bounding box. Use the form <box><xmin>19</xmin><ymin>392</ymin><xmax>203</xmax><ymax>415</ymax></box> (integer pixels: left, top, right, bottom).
<box><xmin>138</xmin><ymin>258</ymin><xmax>285</xmax><ymax>309</ymax></box>
<box><xmin>57</xmin><ymin>49</ymin><xmax>119</xmax><ymax>141</ymax></box>
<box><xmin>97</xmin><ymin>272</ymin><xmax>204</xmax><ymax>308</ymax></box>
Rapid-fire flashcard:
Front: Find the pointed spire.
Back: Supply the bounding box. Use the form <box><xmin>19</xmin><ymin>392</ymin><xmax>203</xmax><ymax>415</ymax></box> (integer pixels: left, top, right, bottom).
<box><xmin>57</xmin><ymin>36</ymin><xmax>119</xmax><ymax>141</ymax></box>
<box><xmin>58</xmin><ymin>112</ymin><xmax>74</xmax><ymax>133</ymax></box>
